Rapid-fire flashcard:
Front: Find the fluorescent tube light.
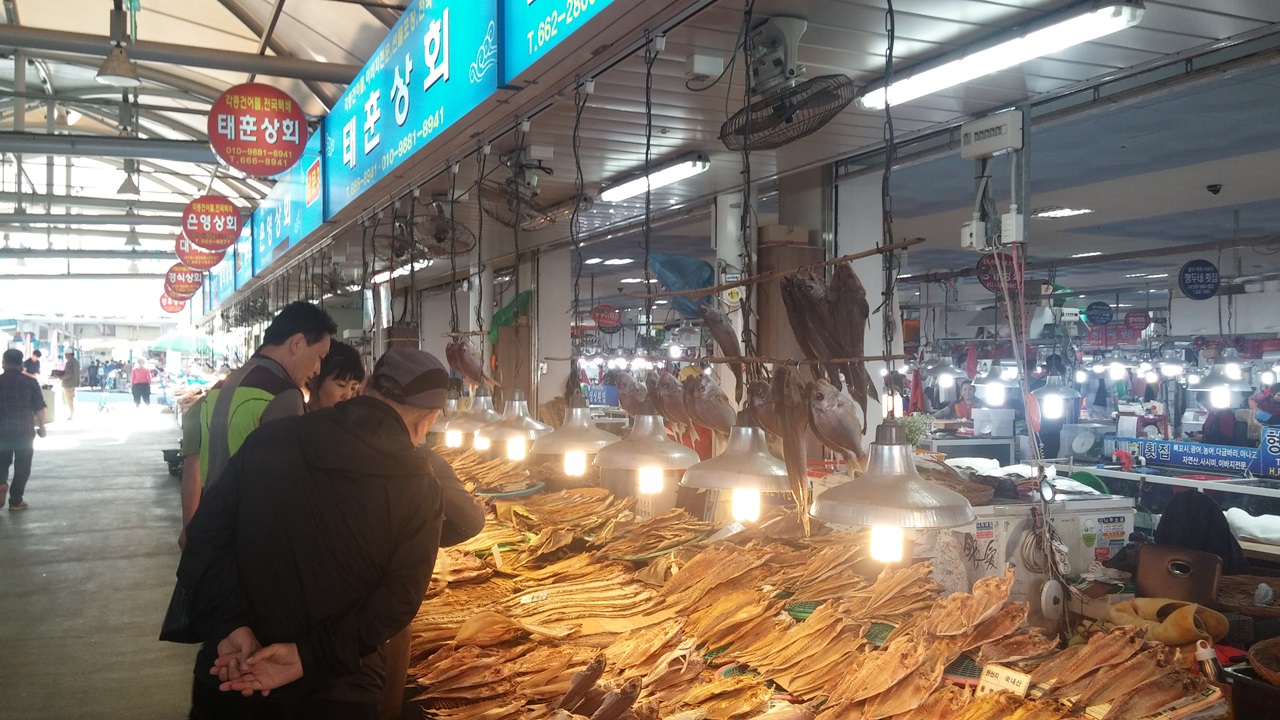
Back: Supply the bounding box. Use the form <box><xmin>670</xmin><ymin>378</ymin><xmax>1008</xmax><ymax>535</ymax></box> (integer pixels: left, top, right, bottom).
<box><xmin>858</xmin><ymin>1</ymin><xmax>1144</xmax><ymax>110</ymax></box>
<box><xmin>1032</xmin><ymin>206</ymin><xmax>1093</xmax><ymax>218</ymax></box>
<box><xmin>1144</xmin><ymin>273</ymin><xmax>1168</xmax><ymax>278</ymax></box>
<box><xmin>584</xmin><ymin>257</ymin><xmax>604</xmax><ymax>264</ymax></box>
<box><xmin>370</xmin><ymin>259</ymin><xmax>431</xmax><ymax>285</ymax></box>
<box><xmin>1070</xmin><ymin>252</ymin><xmax>1102</xmax><ymax>258</ymax></box>
<box><xmin>603</xmin><ymin>258</ymin><xmax>633</xmax><ymax>265</ymax></box>
<box><xmin>600</xmin><ymin>152</ymin><xmax>710</xmax><ymax>203</ymax></box>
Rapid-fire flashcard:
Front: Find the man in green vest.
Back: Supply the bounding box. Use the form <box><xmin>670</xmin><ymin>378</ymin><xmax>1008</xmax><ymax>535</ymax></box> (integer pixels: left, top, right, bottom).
<box><xmin>179</xmin><ymin>301</ymin><xmax>336</xmax><ymax>540</ymax></box>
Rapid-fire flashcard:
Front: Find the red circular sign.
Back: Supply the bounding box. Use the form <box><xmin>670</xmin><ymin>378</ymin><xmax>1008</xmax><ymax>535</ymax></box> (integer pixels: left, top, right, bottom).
<box><xmin>160</xmin><ymin>294</ymin><xmax>186</xmax><ymax>314</ymax></box>
<box><xmin>207</xmin><ymin>83</ymin><xmax>308</xmax><ymax>176</ymax></box>
<box><xmin>976</xmin><ymin>252</ymin><xmax>1022</xmax><ymax>295</ymax></box>
<box><xmin>165</xmin><ymin>263</ymin><xmax>204</xmax><ymax>300</ymax></box>
<box><xmin>591</xmin><ymin>304</ymin><xmax>622</xmax><ymax>328</ymax></box>
<box><xmin>1125</xmin><ymin>311</ymin><xmax>1151</xmax><ymax>331</ymax></box>
<box><xmin>183</xmin><ymin>195</ymin><xmax>241</xmax><ymax>251</ymax></box>
<box><xmin>175</xmin><ymin>233</ymin><xmax>225</xmax><ymax>271</ymax></box>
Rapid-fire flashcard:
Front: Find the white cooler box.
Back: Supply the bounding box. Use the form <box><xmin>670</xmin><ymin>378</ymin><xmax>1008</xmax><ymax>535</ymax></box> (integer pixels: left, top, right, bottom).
<box><xmin>929</xmin><ymin>495</ymin><xmax>1135</xmax><ymax>627</ymax></box>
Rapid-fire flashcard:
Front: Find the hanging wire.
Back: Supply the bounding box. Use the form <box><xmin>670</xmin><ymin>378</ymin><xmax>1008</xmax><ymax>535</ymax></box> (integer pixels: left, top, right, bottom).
<box><xmin>447</xmin><ymin>163</ymin><xmax>461</xmax><ymax>335</ymax></box>
<box><xmin>642</xmin><ymin>35</ymin><xmax>660</xmax><ymax>342</ymax></box>
<box><xmin>570</xmin><ymin>81</ymin><xmax>589</xmax><ymax>351</ymax></box>
<box><xmin>407</xmin><ymin>189</ymin><xmax>419</xmax><ymax>328</ymax></box>
<box><xmin>512</xmin><ymin>123</ymin><xmax>527</xmax><ymax>389</ymax></box>
<box><xmin>737</xmin><ymin>0</ymin><xmax>760</xmax><ymax>370</ymax></box>
<box><xmin>879</xmin><ymin>0</ymin><xmax>900</xmax><ymax>412</ymax></box>
<box><xmin>474</xmin><ymin>146</ymin><xmax>489</xmax><ymax>364</ymax></box>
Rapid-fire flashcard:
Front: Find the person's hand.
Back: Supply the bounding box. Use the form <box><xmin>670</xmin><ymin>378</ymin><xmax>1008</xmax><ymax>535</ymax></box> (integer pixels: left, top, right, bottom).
<box><xmin>211</xmin><ymin>627</ymin><xmax>261</xmax><ymax>690</ymax></box>
<box><xmin>36</xmin><ymin>427</ymin><xmax>45</xmax><ymax>438</ymax></box>
<box><xmin>220</xmin><ymin>643</ymin><xmax>303</xmax><ymax>697</ymax></box>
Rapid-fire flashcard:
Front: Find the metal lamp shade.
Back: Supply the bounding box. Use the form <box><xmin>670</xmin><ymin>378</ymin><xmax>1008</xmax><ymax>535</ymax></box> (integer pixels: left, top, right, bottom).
<box><xmin>479</xmin><ymin>390</ymin><xmax>553</xmax><ymax>444</ymax></box>
<box><xmin>443</xmin><ymin>389</ymin><xmax>500</xmax><ymax>433</ymax></box>
<box><xmin>811</xmin><ymin>420</ymin><xmax>976</xmax><ymax>529</ymax></box>
<box><xmin>531</xmin><ymin>404</ymin><xmax>618</xmax><ymax>456</ymax></box>
<box><xmin>429</xmin><ymin>392</ymin><xmax>460</xmax><ymax>434</ymax></box>
<box><xmin>1190</xmin><ymin>350</ymin><xmax>1253</xmax><ymax>393</ymax></box>
<box><xmin>681</xmin><ymin>425</ymin><xmax>789</xmax><ymax>492</ymax></box>
<box><xmin>96</xmin><ymin>46</ymin><xmax>141</xmax><ymax>87</ymax></box>
<box><xmin>594</xmin><ymin>414</ymin><xmax>699</xmax><ymax>470</ymax></box>
<box><xmin>1032</xmin><ymin>374</ymin><xmax>1082</xmax><ymax>402</ymax></box>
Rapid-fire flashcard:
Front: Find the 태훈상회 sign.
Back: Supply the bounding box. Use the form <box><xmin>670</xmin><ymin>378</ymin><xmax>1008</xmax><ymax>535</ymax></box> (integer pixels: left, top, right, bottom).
<box><xmin>324</xmin><ymin>0</ymin><xmax>499</xmax><ymax>215</ymax></box>
<box><xmin>502</xmin><ymin>0</ymin><xmax>617</xmax><ymax>83</ymax></box>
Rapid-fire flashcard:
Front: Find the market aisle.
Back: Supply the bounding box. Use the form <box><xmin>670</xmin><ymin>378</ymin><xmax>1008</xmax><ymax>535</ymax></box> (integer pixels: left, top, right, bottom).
<box><xmin>0</xmin><ymin>394</ymin><xmax>195</xmax><ymax>720</ymax></box>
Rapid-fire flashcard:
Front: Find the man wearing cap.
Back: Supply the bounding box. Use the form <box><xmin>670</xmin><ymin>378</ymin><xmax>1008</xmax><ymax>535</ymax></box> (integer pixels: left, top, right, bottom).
<box><xmin>0</xmin><ymin>348</ymin><xmax>47</xmax><ymax>511</ymax></box>
<box><xmin>178</xmin><ymin>347</ymin><xmax>456</xmax><ymax>718</ymax></box>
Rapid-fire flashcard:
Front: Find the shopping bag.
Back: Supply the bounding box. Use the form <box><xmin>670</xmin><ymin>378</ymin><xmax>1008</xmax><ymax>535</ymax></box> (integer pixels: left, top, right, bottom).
<box><xmin>159</xmin><ymin>581</ymin><xmax>200</xmax><ymax>644</ymax></box>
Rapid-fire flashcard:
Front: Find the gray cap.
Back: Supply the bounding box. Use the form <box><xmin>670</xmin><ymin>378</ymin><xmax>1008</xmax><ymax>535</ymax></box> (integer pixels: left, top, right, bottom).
<box><xmin>368</xmin><ymin>347</ymin><xmax>450</xmax><ymax>410</ymax></box>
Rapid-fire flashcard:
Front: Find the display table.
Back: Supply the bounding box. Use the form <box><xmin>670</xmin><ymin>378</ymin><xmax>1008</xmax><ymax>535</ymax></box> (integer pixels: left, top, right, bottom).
<box><xmin>924</xmin><ymin>435</ymin><xmax>1016</xmax><ymax>464</ymax></box>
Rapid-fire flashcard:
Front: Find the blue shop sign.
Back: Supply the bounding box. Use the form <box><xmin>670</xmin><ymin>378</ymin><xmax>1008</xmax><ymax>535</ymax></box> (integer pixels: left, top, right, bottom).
<box><xmin>209</xmin><ymin>253</ymin><xmax>236</xmax><ymax>306</ymax></box>
<box><xmin>587</xmin><ymin>384</ymin><xmax>619</xmax><ymax>407</ymax></box>
<box><xmin>1106</xmin><ymin>432</ymin><xmax>1280</xmax><ymax>478</ymax></box>
<box><xmin>502</xmin><ymin>0</ymin><xmax>617</xmax><ymax>83</ymax></box>
<box><xmin>1085</xmin><ymin>301</ymin><xmax>1114</xmax><ymax>326</ymax></box>
<box><xmin>324</xmin><ymin>0</ymin><xmax>499</xmax><ymax>215</ymax></box>
<box><xmin>233</xmin><ymin>222</ymin><xmax>254</xmax><ymax>289</ymax></box>
<box><xmin>254</xmin><ymin>129</ymin><xmax>325</xmax><ymax>275</ymax></box>
<box><xmin>1178</xmin><ymin>259</ymin><xmax>1220</xmax><ymax>300</ymax></box>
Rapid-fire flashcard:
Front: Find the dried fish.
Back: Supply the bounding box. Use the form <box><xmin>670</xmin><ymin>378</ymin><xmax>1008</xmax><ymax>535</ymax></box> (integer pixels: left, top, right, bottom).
<box><xmin>863</xmin><ymin>651</ymin><xmax>949</xmax><ymax>719</ymax></box>
<box><xmin>700</xmin><ymin>304</ymin><xmax>744</xmax><ymax>402</ymax></box>
<box><xmin>773</xmin><ymin>366</ymin><xmax>811</xmax><ymax>536</ymax></box>
<box><xmin>806</xmin><ymin>379</ymin><xmax>867</xmax><ymax>470</ymax></box>
<box><xmin>684</xmin><ymin>373</ymin><xmax>737</xmax><ymax>436</ymax></box>
<box><xmin>894</xmin><ymin>684</ymin><xmax>971</xmax><ymax>720</ymax></box>
<box><xmin>447</xmin><ymin>340</ymin><xmax>498</xmax><ymax>391</ymax></box>
<box><xmin>1071</xmin><ymin>644</ymin><xmax>1172</xmax><ymax>709</ymax></box>
<box><xmin>828</xmin><ymin>263</ymin><xmax>872</xmax><ymax>420</ymax></box>
<box><xmin>590</xmin><ymin>678</ymin><xmax>641</xmax><ymax>720</ymax></box>
<box><xmin>557</xmin><ymin>654</ymin><xmax>607</xmax><ymax>711</ymax></box>
<box><xmin>1100</xmin><ymin>671</ymin><xmax>1200</xmax><ymax>720</ymax></box>
<box><xmin>646</xmin><ymin>372</ymin><xmax>669</xmax><ymax>419</ymax></box>
<box><xmin>747</xmin><ymin>381</ymin><xmax>782</xmax><ymax>437</ymax></box>
<box><xmin>1041</xmin><ymin>625</ymin><xmax>1146</xmax><ymax>691</ymax></box>
<box><xmin>617</xmin><ymin>373</ymin><xmax>651</xmax><ymax>417</ymax></box>
<box><xmin>779</xmin><ymin>276</ymin><xmax>828</xmax><ymax>384</ymax></box>
<box><xmin>951</xmin><ymin>691</ymin><xmax>1023</xmax><ymax>720</ymax></box>
<box><xmin>975</xmin><ymin>628</ymin><xmax>1059</xmax><ymax>666</ymax></box>
<box><xmin>658</xmin><ymin>370</ymin><xmax>694</xmax><ymax>430</ymax></box>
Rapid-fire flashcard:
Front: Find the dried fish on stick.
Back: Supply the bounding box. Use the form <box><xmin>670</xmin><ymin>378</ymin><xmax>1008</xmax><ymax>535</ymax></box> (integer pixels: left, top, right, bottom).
<box><xmin>806</xmin><ymin>379</ymin><xmax>867</xmax><ymax>471</ymax></box>
<box><xmin>700</xmin><ymin>304</ymin><xmax>744</xmax><ymax>402</ymax></box>
<box><xmin>684</xmin><ymin>374</ymin><xmax>736</xmax><ymax>437</ymax></box>
<box><xmin>773</xmin><ymin>366</ymin><xmax>811</xmax><ymax>536</ymax></box>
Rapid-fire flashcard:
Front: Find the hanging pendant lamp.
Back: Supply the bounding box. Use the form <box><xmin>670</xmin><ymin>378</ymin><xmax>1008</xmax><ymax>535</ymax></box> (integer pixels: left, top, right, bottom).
<box><xmin>681</xmin><ymin>413</ymin><xmax>789</xmax><ymax>522</ymax></box>
<box><xmin>595</xmin><ymin>414</ymin><xmax>698</xmax><ymax>496</ymax></box>
<box><xmin>442</xmin><ymin>387</ymin><xmax>500</xmax><ymax>449</ymax></box>
<box><xmin>1158</xmin><ymin>346</ymin><xmax>1185</xmax><ymax>378</ymax></box>
<box><xmin>1031</xmin><ymin>373</ymin><xmax>1082</xmax><ymax>421</ymax></box>
<box><xmin>429</xmin><ymin>389</ymin><xmax>460</xmax><ymax>435</ymax></box>
<box><xmin>811</xmin><ymin>419</ymin><xmax>975</xmax><ymax>562</ymax></box>
<box><xmin>478</xmin><ymin>390</ymin><xmax>553</xmax><ymax>461</ymax></box>
<box><xmin>531</xmin><ymin>395</ymin><xmax>618</xmax><ymax>476</ymax></box>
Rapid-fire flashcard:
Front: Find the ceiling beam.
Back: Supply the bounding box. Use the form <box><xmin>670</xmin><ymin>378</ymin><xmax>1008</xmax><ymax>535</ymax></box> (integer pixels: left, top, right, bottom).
<box><xmin>0</xmin><ymin>248</ymin><xmax>172</xmax><ymax>259</ymax></box>
<box><xmin>0</xmin><ymin>225</ymin><xmax>173</xmax><ymax>241</ymax></box>
<box><xmin>215</xmin><ymin>0</ymin><xmax>339</xmax><ymax>109</ymax></box>
<box><xmin>0</xmin><ymin>273</ymin><xmax>168</xmax><ymax>280</ymax></box>
<box><xmin>0</xmin><ymin>192</ymin><xmax>188</xmax><ymax>213</ymax></box>
<box><xmin>0</xmin><ymin>213</ymin><xmax>182</xmax><ymax>227</ymax></box>
<box><xmin>0</xmin><ymin>131</ymin><xmax>216</xmax><ymax>162</ymax></box>
<box><xmin>24</xmin><ymin>51</ymin><xmax>227</xmax><ymax>103</ymax></box>
<box><xmin>0</xmin><ymin>24</ymin><xmax>361</xmax><ymax>84</ymax></box>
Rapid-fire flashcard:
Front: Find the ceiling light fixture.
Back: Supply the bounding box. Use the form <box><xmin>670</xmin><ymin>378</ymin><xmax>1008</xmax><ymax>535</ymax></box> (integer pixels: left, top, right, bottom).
<box><xmin>859</xmin><ymin>1</ymin><xmax>1144</xmax><ymax>109</ymax></box>
<box><xmin>96</xmin><ymin>7</ymin><xmax>141</xmax><ymax>88</ymax></box>
<box><xmin>599</xmin><ymin>151</ymin><xmax>710</xmax><ymax>203</ymax></box>
<box><xmin>584</xmin><ymin>257</ymin><xmax>604</xmax><ymax>265</ymax></box>
<box><xmin>117</xmin><ymin>159</ymin><xmax>140</xmax><ymax>196</ymax></box>
<box><xmin>478</xmin><ymin>390</ymin><xmax>553</xmax><ymax>462</ymax></box>
<box><xmin>530</xmin><ymin>395</ymin><xmax>618</xmax><ymax>476</ymax></box>
<box><xmin>595</xmin><ymin>413</ymin><xmax>699</xmax><ymax>496</ymax></box>
<box><xmin>603</xmin><ymin>258</ymin><xmax>634</xmax><ymax>265</ymax></box>
<box><xmin>442</xmin><ymin>388</ymin><xmax>501</xmax><ymax>449</ymax></box>
<box><xmin>1070</xmin><ymin>251</ymin><xmax>1103</xmax><ymax>258</ymax></box>
<box><xmin>681</xmin><ymin>413</ymin><xmax>790</xmax><ymax>523</ymax></box>
<box><xmin>1032</xmin><ymin>207</ymin><xmax>1094</xmax><ymax>219</ymax></box>
<box><xmin>1144</xmin><ymin>273</ymin><xmax>1168</xmax><ymax>278</ymax></box>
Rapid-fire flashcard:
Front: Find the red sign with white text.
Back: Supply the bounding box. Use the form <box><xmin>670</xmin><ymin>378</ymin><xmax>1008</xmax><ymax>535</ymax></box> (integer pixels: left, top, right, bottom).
<box><xmin>1125</xmin><ymin>311</ymin><xmax>1151</xmax><ymax>331</ymax></box>
<box><xmin>165</xmin><ymin>263</ymin><xmax>204</xmax><ymax>300</ymax></box>
<box><xmin>591</xmin><ymin>304</ymin><xmax>622</xmax><ymax>328</ymax></box>
<box><xmin>160</xmin><ymin>294</ymin><xmax>186</xmax><ymax>314</ymax></box>
<box><xmin>175</xmin><ymin>233</ymin><xmax>225</xmax><ymax>271</ymax></box>
<box><xmin>207</xmin><ymin>83</ymin><xmax>307</xmax><ymax>176</ymax></box>
<box><xmin>183</xmin><ymin>195</ymin><xmax>241</xmax><ymax>251</ymax></box>
<box><xmin>1084</xmin><ymin>325</ymin><xmax>1143</xmax><ymax>349</ymax></box>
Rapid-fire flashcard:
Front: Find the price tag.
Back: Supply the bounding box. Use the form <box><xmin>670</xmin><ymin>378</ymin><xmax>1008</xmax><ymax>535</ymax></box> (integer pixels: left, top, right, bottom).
<box><xmin>976</xmin><ymin>663</ymin><xmax>1032</xmax><ymax>698</ymax></box>
<box><xmin>520</xmin><ymin>591</ymin><xmax>549</xmax><ymax>604</ymax></box>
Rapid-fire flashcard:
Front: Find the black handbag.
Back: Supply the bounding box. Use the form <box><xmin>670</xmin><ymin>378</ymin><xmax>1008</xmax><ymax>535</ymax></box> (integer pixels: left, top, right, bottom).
<box><xmin>159</xmin><ymin>580</ymin><xmax>201</xmax><ymax>644</ymax></box>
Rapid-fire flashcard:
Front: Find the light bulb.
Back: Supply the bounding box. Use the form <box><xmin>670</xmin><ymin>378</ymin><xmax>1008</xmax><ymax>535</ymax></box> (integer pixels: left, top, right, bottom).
<box><xmin>1139</xmin><ymin>362</ymin><xmax>1153</xmax><ymax>372</ymax></box>
<box><xmin>444</xmin><ymin>429</ymin><xmax>463</xmax><ymax>448</ymax></box>
<box><xmin>1262</xmin><ymin>371</ymin><xmax>1277</xmax><ymax>386</ymax></box>
<box><xmin>986</xmin><ymin>383</ymin><xmax>1007</xmax><ymax>407</ymax></box>
<box><xmin>1225</xmin><ymin>363</ymin><xmax>1243</xmax><ymax>381</ymax></box>
<box><xmin>1093</xmin><ymin>363</ymin><xmax>1105</xmax><ymax>374</ymax></box>
<box><xmin>1210</xmin><ymin>386</ymin><xmax>1231</xmax><ymax>409</ymax></box>
<box><xmin>506</xmin><ymin>437</ymin><xmax>528</xmax><ymax>462</ymax></box>
<box><xmin>638</xmin><ymin>466</ymin><xmax>664</xmax><ymax>495</ymax></box>
<box><xmin>563</xmin><ymin>450</ymin><xmax>588</xmax><ymax>477</ymax></box>
<box><xmin>1108</xmin><ymin>363</ymin><xmax>1126</xmax><ymax>381</ymax></box>
<box><xmin>668</xmin><ymin>344</ymin><xmax>683</xmax><ymax>359</ymax></box>
<box><xmin>1074</xmin><ymin>369</ymin><xmax>1088</xmax><ymax>384</ymax></box>
<box><xmin>879</xmin><ymin>367</ymin><xmax>889</xmax><ymax>377</ymax></box>
<box><xmin>731</xmin><ymin>488</ymin><xmax>762</xmax><ymax>523</ymax></box>
<box><xmin>1144</xmin><ymin>371</ymin><xmax>1159</xmax><ymax>384</ymax></box>
<box><xmin>1188</xmin><ymin>373</ymin><xmax>1202</xmax><ymax>385</ymax></box>
<box><xmin>473</xmin><ymin>433</ymin><xmax>492</xmax><ymax>451</ymax></box>
<box><xmin>1000</xmin><ymin>366</ymin><xmax>1018</xmax><ymax>381</ymax></box>
<box><xmin>870</xmin><ymin>525</ymin><xmax>905</xmax><ymax>563</ymax></box>
<box><xmin>880</xmin><ymin>391</ymin><xmax>903</xmax><ymax>417</ymax></box>
<box><xmin>1160</xmin><ymin>364</ymin><xmax>1181</xmax><ymax>378</ymax></box>
<box><xmin>1042</xmin><ymin>394</ymin><xmax>1064</xmax><ymax>420</ymax></box>
<box><xmin>938</xmin><ymin>373</ymin><xmax>955</xmax><ymax>389</ymax></box>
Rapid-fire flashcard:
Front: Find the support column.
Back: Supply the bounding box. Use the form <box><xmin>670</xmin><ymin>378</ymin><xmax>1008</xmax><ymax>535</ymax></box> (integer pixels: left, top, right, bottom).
<box><xmin>712</xmin><ymin>192</ymin><xmax>745</xmax><ymax>399</ymax></box>
<box><xmin>836</xmin><ymin>172</ymin><xmax>903</xmax><ymax>430</ymax></box>
<box><xmin>535</xmin><ymin>246</ymin><xmax>572</xmax><ymax>406</ymax></box>
<box><xmin>777</xmin><ymin>166</ymin><xmax>826</xmax><ymax>246</ymax></box>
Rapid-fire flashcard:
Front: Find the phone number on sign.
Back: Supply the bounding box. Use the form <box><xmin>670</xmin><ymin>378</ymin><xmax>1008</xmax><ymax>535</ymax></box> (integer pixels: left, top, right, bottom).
<box><xmin>526</xmin><ymin>0</ymin><xmax>599</xmax><ymax>55</ymax></box>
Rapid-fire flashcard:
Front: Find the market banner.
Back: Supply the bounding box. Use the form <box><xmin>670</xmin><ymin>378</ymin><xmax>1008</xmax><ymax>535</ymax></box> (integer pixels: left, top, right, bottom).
<box><xmin>159</xmin><ymin>294</ymin><xmax>186</xmax><ymax>314</ymax></box>
<box><xmin>175</xmin><ymin>233</ymin><xmax>225</xmax><ymax>271</ymax></box>
<box><xmin>1178</xmin><ymin>259</ymin><xmax>1220</xmax><ymax>300</ymax></box>
<box><xmin>164</xmin><ymin>263</ymin><xmax>204</xmax><ymax>300</ymax></box>
<box><xmin>323</xmin><ymin>0</ymin><xmax>499</xmax><ymax>215</ymax></box>
<box><xmin>1083</xmin><ymin>325</ymin><xmax>1143</xmax><ymax>349</ymax></box>
<box><xmin>1106</xmin><ymin>432</ymin><xmax>1280</xmax><ymax>478</ymax></box>
<box><xmin>233</xmin><ymin>222</ymin><xmax>254</xmax><ymax>290</ymax></box>
<box><xmin>183</xmin><ymin>195</ymin><xmax>241</xmax><ymax>251</ymax></box>
<box><xmin>208</xmin><ymin>253</ymin><xmax>236</xmax><ymax>306</ymax></box>
<box><xmin>208</xmin><ymin>82</ymin><xmax>308</xmax><ymax>176</ymax></box>
<box><xmin>253</xmin><ymin>128</ymin><xmax>324</xmax><ymax>275</ymax></box>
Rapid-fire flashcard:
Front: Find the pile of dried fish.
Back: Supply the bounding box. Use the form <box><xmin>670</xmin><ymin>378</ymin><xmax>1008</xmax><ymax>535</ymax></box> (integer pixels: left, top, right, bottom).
<box><xmin>594</xmin><ymin>509</ymin><xmax>713</xmax><ymax>559</ymax></box>
<box><xmin>435</xmin><ymin>447</ymin><xmax>533</xmax><ymax>494</ymax></box>
<box><xmin>505</xmin><ymin>488</ymin><xmax>636</xmax><ymax>535</ymax></box>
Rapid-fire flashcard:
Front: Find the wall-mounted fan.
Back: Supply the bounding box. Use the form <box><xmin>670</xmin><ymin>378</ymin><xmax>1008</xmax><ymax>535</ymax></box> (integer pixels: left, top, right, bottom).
<box><xmin>312</xmin><ymin>262</ymin><xmax>361</xmax><ymax>296</ymax></box>
<box><xmin>720</xmin><ymin>17</ymin><xmax>855</xmax><ymax>151</ymax></box>
<box><xmin>421</xmin><ymin>199</ymin><xmax>477</xmax><ymax>258</ymax></box>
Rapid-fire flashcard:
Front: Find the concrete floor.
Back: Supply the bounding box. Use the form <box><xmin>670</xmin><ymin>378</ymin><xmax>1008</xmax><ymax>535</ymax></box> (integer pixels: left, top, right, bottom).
<box><xmin>0</xmin><ymin>392</ymin><xmax>195</xmax><ymax>719</ymax></box>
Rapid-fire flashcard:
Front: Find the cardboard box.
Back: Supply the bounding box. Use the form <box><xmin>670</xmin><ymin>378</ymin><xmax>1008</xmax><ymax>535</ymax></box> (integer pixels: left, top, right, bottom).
<box><xmin>758</xmin><ymin>224</ymin><xmax>810</xmax><ymax>246</ymax></box>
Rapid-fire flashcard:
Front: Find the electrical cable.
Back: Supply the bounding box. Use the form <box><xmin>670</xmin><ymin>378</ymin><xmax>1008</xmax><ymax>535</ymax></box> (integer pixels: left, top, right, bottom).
<box><xmin>642</xmin><ymin>35</ymin><xmax>659</xmax><ymax>344</ymax></box>
<box><xmin>448</xmin><ymin>163</ymin><xmax>461</xmax><ymax>335</ymax></box>
<box><xmin>879</xmin><ymin>0</ymin><xmax>900</xmax><ymax>407</ymax></box>
<box><xmin>736</xmin><ymin>0</ymin><xmax>759</xmax><ymax>369</ymax></box>
<box><xmin>571</xmin><ymin>82</ymin><xmax>588</xmax><ymax>349</ymax></box>
<box><xmin>474</xmin><ymin>147</ymin><xmax>488</xmax><ymax>367</ymax></box>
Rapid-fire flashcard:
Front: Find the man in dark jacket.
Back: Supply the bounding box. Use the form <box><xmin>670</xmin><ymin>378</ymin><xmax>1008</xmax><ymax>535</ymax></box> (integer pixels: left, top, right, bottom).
<box><xmin>178</xmin><ymin>347</ymin><xmax>456</xmax><ymax>719</ymax></box>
